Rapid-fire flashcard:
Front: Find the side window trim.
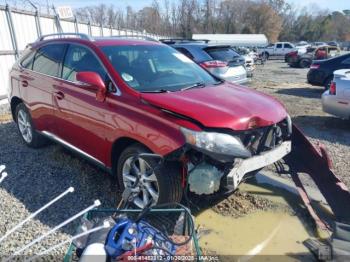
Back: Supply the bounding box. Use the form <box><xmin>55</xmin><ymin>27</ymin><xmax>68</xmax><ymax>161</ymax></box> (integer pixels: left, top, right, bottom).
<box><xmin>20</xmin><ymin>50</ymin><xmax>36</xmax><ymax>70</ymax></box>
<box><xmin>61</xmin><ymin>43</ymin><xmax>121</xmax><ymax>96</ymax></box>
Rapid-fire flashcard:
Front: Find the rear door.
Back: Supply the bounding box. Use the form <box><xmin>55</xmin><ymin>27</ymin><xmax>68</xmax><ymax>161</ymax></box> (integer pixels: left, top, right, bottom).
<box><xmin>20</xmin><ymin>44</ymin><xmax>67</xmax><ymax>132</ymax></box>
<box><xmin>52</xmin><ymin>44</ymin><xmax>111</xmax><ymax>164</ymax></box>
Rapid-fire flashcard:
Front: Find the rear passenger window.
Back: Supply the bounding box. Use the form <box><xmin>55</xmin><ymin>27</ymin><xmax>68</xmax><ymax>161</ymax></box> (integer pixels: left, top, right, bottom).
<box><xmin>32</xmin><ymin>44</ymin><xmax>66</xmax><ymax>77</ymax></box>
<box><xmin>284</xmin><ymin>44</ymin><xmax>292</xmax><ymax>48</ymax></box>
<box><xmin>175</xmin><ymin>48</ymin><xmax>194</xmax><ymax>60</ymax></box>
<box><xmin>21</xmin><ymin>50</ymin><xmax>36</xmax><ymax>69</ymax></box>
<box><xmin>62</xmin><ymin>45</ymin><xmax>107</xmax><ymax>82</ymax></box>
<box><xmin>276</xmin><ymin>44</ymin><xmax>283</xmax><ymax>48</ymax></box>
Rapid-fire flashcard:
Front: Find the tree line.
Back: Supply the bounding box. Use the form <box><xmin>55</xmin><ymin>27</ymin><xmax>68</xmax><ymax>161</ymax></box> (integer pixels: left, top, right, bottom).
<box><xmin>74</xmin><ymin>0</ymin><xmax>350</xmax><ymax>43</ymax></box>
<box><xmin>4</xmin><ymin>0</ymin><xmax>350</xmax><ymax>43</ymax></box>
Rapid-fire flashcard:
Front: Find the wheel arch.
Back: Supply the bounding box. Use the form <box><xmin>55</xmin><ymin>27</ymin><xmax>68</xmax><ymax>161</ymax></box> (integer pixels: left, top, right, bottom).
<box><xmin>111</xmin><ymin>137</ymin><xmax>153</xmax><ymax>176</ymax></box>
<box><xmin>323</xmin><ymin>74</ymin><xmax>334</xmax><ymax>89</ymax></box>
<box><xmin>10</xmin><ymin>96</ymin><xmax>23</xmax><ymax>122</ymax></box>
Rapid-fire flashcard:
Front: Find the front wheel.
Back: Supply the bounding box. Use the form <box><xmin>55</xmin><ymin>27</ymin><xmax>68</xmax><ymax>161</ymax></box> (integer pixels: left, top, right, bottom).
<box><xmin>116</xmin><ymin>144</ymin><xmax>182</xmax><ymax>208</ymax></box>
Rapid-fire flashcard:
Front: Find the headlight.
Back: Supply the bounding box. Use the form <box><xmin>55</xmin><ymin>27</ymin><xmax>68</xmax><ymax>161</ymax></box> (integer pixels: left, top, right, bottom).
<box><xmin>181</xmin><ymin>127</ymin><xmax>251</xmax><ymax>158</ymax></box>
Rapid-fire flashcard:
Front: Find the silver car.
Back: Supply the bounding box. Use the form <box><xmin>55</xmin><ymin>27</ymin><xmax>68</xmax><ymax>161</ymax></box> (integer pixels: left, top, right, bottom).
<box><xmin>322</xmin><ymin>69</ymin><xmax>350</xmax><ymax>119</ymax></box>
<box><xmin>166</xmin><ymin>41</ymin><xmax>248</xmax><ymax>84</ymax></box>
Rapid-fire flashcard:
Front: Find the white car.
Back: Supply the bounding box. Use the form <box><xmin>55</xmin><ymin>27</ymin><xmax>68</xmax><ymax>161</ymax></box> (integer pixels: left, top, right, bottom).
<box><xmin>322</xmin><ymin>69</ymin><xmax>350</xmax><ymax>119</ymax></box>
<box><xmin>295</xmin><ymin>43</ymin><xmax>311</xmax><ymax>54</ymax></box>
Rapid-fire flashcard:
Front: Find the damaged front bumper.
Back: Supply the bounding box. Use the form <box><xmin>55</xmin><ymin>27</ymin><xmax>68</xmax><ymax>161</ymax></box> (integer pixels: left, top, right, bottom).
<box><xmin>226</xmin><ymin>140</ymin><xmax>292</xmax><ymax>191</ymax></box>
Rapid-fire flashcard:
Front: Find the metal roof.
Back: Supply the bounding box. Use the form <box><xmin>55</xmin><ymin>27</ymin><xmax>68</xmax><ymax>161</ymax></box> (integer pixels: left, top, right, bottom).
<box><xmin>192</xmin><ymin>34</ymin><xmax>268</xmax><ymax>47</ymax></box>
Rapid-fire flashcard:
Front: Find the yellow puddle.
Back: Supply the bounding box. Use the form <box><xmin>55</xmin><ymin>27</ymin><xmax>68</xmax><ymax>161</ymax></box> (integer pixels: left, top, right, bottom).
<box><xmin>196</xmin><ymin>210</ymin><xmax>311</xmax><ymax>257</ymax></box>
<box><xmin>195</xmin><ymin>175</ymin><xmax>317</xmax><ymax>260</ymax></box>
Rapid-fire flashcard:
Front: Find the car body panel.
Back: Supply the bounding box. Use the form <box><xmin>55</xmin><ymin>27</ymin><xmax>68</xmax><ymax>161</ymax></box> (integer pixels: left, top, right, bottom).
<box><xmin>141</xmin><ymin>83</ymin><xmax>287</xmax><ymax>131</ymax></box>
<box><xmin>307</xmin><ymin>54</ymin><xmax>350</xmax><ymax>86</ymax></box>
<box><xmin>322</xmin><ymin>69</ymin><xmax>350</xmax><ymax>119</ymax></box>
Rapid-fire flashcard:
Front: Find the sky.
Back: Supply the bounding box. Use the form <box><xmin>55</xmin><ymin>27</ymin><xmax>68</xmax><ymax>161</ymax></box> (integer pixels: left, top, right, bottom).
<box><xmin>286</xmin><ymin>0</ymin><xmax>349</xmax><ymax>12</ymax></box>
<box><xmin>19</xmin><ymin>0</ymin><xmax>350</xmax><ymax>12</ymax></box>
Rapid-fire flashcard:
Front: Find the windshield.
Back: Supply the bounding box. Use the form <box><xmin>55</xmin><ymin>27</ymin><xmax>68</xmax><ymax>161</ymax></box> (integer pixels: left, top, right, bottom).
<box><xmin>102</xmin><ymin>45</ymin><xmax>219</xmax><ymax>92</ymax></box>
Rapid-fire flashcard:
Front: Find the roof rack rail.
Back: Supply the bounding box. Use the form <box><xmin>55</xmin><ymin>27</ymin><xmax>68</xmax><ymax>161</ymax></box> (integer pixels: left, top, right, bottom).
<box><xmin>160</xmin><ymin>38</ymin><xmax>210</xmax><ymax>44</ymax></box>
<box><xmin>37</xmin><ymin>33</ymin><xmax>93</xmax><ymax>42</ymax></box>
<box><xmin>109</xmin><ymin>35</ymin><xmax>159</xmax><ymax>42</ymax></box>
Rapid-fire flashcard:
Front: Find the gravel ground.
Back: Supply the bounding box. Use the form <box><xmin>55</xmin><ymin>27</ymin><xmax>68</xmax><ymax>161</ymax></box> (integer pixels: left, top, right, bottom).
<box><xmin>0</xmin><ymin>60</ymin><xmax>349</xmax><ymax>257</ymax></box>
<box><xmin>211</xmin><ymin>190</ymin><xmax>292</xmax><ymax>218</ymax></box>
<box><xmin>0</xmin><ymin>117</ymin><xmax>118</xmax><ymax>257</ymax></box>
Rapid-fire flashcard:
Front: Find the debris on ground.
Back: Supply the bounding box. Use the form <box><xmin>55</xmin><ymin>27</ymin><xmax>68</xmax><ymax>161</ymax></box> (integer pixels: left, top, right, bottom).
<box><xmin>212</xmin><ymin>190</ymin><xmax>292</xmax><ymax>218</ymax></box>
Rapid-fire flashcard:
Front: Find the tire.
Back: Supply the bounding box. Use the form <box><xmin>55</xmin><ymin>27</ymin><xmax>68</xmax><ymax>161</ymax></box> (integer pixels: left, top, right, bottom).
<box><xmin>263</xmin><ymin>52</ymin><xmax>269</xmax><ymax>60</ymax></box>
<box><xmin>15</xmin><ymin>103</ymin><xmax>47</xmax><ymax>148</ymax></box>
<box><xmin>116</xmin><ymin>144</ymin><xmax>182</xmax><ymax>208</ymax></box>
<box><xmin>299</xmin><ymin>59</ymin><xmax>311</xmax><ymax>68</ymax></box>
<box><xmin>324</xmin><ymin>76</ymin><xmax>333</xmax><ymax>90</ymax></box>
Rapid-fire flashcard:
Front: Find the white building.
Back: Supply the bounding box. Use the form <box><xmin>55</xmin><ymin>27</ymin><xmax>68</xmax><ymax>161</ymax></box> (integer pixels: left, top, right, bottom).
<box><xmin>192</xmin><ymin>34</ymin><xmax>268</xmax><ymax>47</ymax></box>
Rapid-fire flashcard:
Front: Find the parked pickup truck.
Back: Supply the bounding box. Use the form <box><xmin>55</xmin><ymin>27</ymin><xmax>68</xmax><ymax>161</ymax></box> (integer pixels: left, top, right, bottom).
<box><xmin>258</xmin><ymin>42</ymin><xmax>296</xmax><ymax>59</ymax></box>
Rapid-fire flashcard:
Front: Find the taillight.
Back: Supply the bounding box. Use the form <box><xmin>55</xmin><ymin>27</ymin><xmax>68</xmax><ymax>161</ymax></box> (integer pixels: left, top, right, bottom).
<box><xmin>200</xmin><ymin>60</ymin><xmax>228</xmax><ymax>68</ymax></box>
<box><xmin>310</xmin><ymin>64</ymin><xmax>320</xmax><ymax>69</ymax></box>
<box><xmin>329</xmin><ymin>81</ymin><xmax>336</xmax><ymax>95</ymax></box>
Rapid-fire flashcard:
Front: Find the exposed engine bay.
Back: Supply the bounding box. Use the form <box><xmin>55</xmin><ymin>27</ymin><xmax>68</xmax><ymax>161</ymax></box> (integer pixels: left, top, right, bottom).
<box><xmin>183</xmin><ymin>117</ymin><xmax>292</xmax><ymax>195</ymax></box>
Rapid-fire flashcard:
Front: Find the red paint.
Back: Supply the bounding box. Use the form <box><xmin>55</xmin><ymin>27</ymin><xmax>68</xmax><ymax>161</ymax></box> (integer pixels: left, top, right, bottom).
<box><xmin>141</xmin><ymin>83</ymin><xmax>287</xmax><ymax>130</ymax></box>
<box><xmin>9</xmin><ymin>38</ymin><xmax>288</xmax><ymax>169</ymax></box>
<box><xmin>76</xmin><ymin>71</ymin><xmax>107</xmax><ymax>102</ymax></box>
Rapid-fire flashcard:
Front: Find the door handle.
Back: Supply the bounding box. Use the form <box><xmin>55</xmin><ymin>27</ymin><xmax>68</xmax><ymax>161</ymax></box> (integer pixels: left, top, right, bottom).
<box><xmin>54</xmin><ymin>91</ymin><xmax>64</xmax><ymax>100</ymax></box>
<box><xmin>19</xmin><ymin>74</ymin><xmax>34</xmax><ymax>81</ymax></box>
<box><xmin>21</xmin><ymin>80</ymin><xmax>28</xmax><ymax>87</ymax></box>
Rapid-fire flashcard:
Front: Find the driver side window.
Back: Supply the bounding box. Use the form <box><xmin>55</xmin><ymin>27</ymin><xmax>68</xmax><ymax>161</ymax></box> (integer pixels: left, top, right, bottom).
<box><xmin>62</xmin><ymin>45</ymin><xmax>107</xmax><ymax>83</ymax></box>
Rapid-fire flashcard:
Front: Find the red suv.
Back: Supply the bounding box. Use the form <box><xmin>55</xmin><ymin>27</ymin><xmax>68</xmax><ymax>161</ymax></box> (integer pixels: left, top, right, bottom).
<box><xmin>8</xmin><ymin>34</ymin><xmax>292</xmax><ymax>208</ymax></box>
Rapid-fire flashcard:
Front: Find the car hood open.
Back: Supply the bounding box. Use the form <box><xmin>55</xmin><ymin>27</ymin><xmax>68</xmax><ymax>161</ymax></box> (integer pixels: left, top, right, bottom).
<box><xmin>141</xmin><ymin>83</ymin><xmax>288</xmax><ymax>131</ymax></box>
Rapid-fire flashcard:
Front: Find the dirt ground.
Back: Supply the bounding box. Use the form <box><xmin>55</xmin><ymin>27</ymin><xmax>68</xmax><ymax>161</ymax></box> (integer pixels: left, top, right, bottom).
<box><xmin>248</xmin><ymin>60</ymin><xmax>350</xmax><ymax>188</ymax></box>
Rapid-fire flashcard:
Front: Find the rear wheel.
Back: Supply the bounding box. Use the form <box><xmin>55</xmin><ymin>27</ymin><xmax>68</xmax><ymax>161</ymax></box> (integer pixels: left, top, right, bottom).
<box><xmin>117</xmin><ymin>144</ymin><xmax>182</xmax><ymax>208</ymax></box>
<box><xmin>15</xmin><ymin>103</ymin><xmax>47</xmax><ymax>148</ymax></box>
<box><xmin>299</xmin><ymin>59</ymin><xmax>311</xmax><ymax>68</ymax></box>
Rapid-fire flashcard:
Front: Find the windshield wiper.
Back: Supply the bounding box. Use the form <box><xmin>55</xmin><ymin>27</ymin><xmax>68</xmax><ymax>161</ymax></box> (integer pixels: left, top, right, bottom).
<box><xmin>141</xmin><ymin>89</ymin><xmax>170</xmax><ymax>93</ymax></box>
<box><xmin>180</xmin><ymin>82</ymin><xmax>205</xmax><ymax>91</ymax></box>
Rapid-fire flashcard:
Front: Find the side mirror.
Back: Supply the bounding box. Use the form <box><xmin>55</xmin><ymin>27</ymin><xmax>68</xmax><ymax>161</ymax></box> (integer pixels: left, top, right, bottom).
<box><xmin>76</xmin><ymin>72</ymin><xmax>106</xmax><ymax>102</ymax></box>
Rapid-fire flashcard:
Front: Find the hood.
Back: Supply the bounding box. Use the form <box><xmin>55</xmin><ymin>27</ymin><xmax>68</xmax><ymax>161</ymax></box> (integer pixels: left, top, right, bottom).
<box><xmin>141</xmin><ymin>83</ymin><xmax>288</xmax><ymax>131</ymax></box>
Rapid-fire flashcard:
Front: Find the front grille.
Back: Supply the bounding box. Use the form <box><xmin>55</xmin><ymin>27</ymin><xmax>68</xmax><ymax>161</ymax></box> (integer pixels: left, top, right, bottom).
<box><xmin>242</xmin><ymin>118</ymin><xmax>291</xmax><ymax>155</ymax></box>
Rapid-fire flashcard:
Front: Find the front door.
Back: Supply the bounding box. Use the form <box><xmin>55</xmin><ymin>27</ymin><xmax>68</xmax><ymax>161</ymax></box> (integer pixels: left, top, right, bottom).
<box><xmin>52</xmin><ymin>44</ymin><xmax>111</xmax><ymax>164</ymax></box>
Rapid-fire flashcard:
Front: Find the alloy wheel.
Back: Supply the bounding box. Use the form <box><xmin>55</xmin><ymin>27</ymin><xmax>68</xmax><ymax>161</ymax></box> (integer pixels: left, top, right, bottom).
<box><xmin>17</xmin><ymin>109</ymin><xmax>32</xmax><ymax>143</ymax></box>
<box><xmin>122</xmin><ymin>156</ymin><xmax>159</xmax><ymax>208</ymax></box>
